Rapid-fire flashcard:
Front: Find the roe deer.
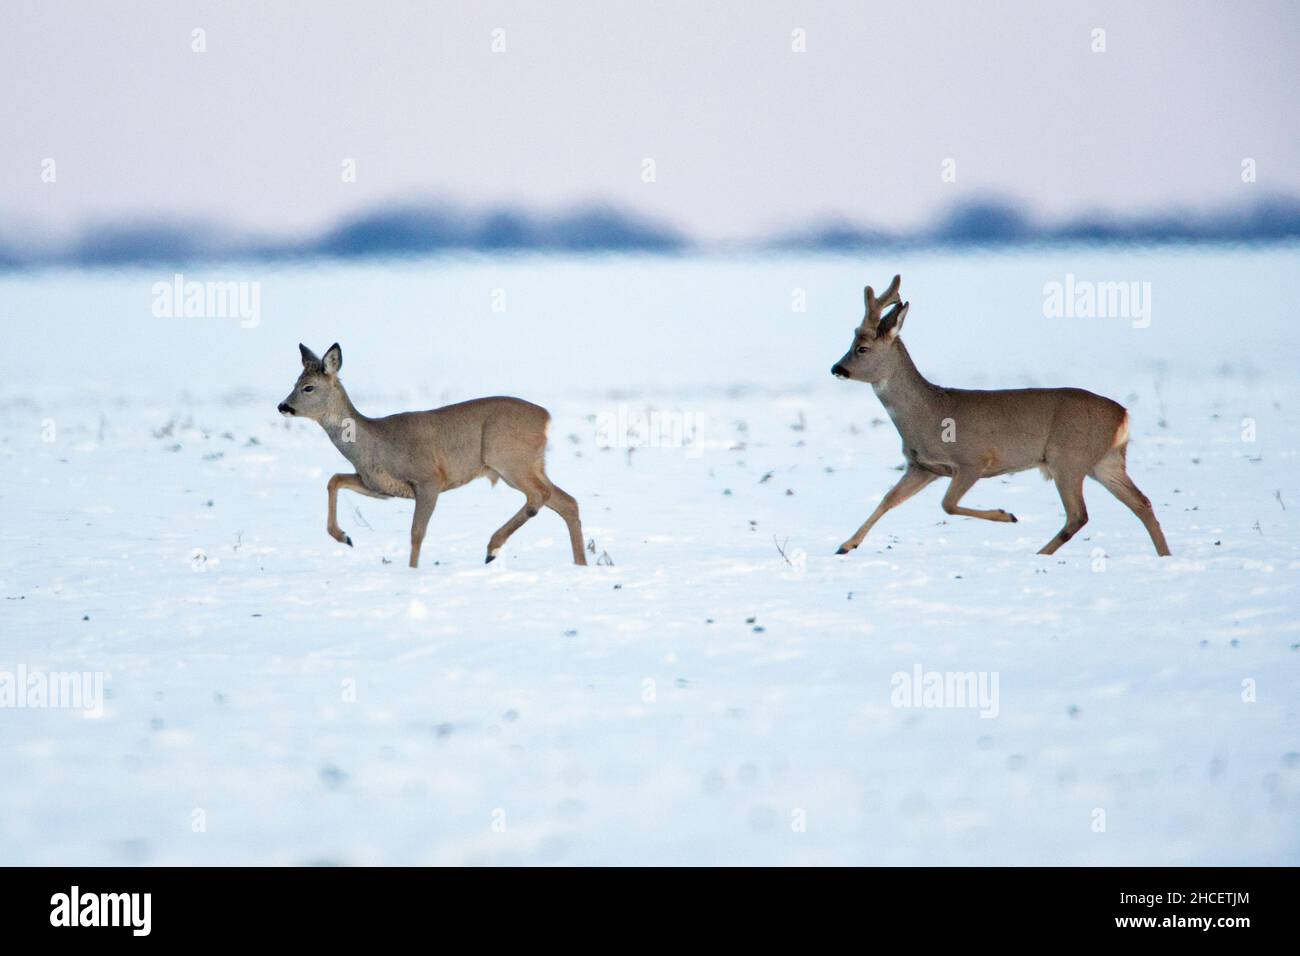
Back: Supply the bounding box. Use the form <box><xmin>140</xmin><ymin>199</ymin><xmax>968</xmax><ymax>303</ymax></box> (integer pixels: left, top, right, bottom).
<box><xmin>278</xmin><ymin>343</ymin><xmax>587</xmax><ymax>568</ymax></box>
<box><xmin>829</xmin><ymin>276</ymin><xmax>1170</xmax><ymax>557</ymax></box>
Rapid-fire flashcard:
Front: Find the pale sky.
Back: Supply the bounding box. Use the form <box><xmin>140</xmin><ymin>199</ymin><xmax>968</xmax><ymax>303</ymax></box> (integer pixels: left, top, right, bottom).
<box><xmin>2</xmin><ymin>0</ymin><xmax>1297</xmax><ymax>241</ymax></box>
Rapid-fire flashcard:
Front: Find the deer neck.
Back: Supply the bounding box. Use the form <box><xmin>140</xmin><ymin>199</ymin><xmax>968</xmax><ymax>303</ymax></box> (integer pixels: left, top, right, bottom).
<box><xmin>317</xmin><ymin>382</ymin><xmax>370</xmax><ymax>463</ymax></box>
<box><xmin>870</xmin><ymin>341</ymin><xmax>938</xmax><ymax>436</ymax></box>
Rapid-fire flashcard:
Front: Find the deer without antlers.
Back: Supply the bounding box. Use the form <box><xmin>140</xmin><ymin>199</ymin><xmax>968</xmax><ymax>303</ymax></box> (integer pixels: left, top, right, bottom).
<box><xmin>279</xmin><ymin>343</ymin><xmax>587</xmax><ymax>568</ymax></box>
<box><xmin>830</xmin><ymin>275</ymin><xmax>1170</xmax><ymax>557</ymax></box>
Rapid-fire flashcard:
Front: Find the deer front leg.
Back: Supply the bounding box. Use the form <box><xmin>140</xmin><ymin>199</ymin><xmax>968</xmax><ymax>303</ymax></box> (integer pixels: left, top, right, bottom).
<box><xmin>409</xmin><ymin>483</ymin><xmax>440</xmax><ymax>568</ymax></box>
<box><xmin>941</xmin><ymin>471</ymin><xmax>1018</xmax><ymax>523</ymax></box>
<box><xmin>326</xmin><ymin>473</ymin><xmax>371</xmax><ymax>546</ymax></box>
<box><xmin>836</xmin><ymin>465</ymin><xmax>938</xmax><ymax>554</ymax></box>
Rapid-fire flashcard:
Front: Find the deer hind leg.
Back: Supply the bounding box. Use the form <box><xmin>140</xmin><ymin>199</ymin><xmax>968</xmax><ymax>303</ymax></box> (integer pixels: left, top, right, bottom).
<box><xmin>836</xmin><ymin>465</ymin><xmax>937</xmax><ymax>554</ymax></box>
<box><xmin>484</xmin><ymin>469</ymin><xmax>551</xmax><ymax>564</ymax></box>
<box><xmin>941</xmin><ymin>470</ymin><xmax>1018</xmax><ymax>523</ymax></box>
<box><xmin>1038</xmin><ymin>470</ymin><xmax>1088</xmax><ymax>555</ymax></box>
<box><xmin>327</xmin><ymin>473</ymin><xmax>385</xmax><ymax>546</ymax></box>
<box><xmin>1090</xmin><ymin>449</ymin><xmax>1171</xmax><ymax>556</ymax></box>
<box><xmin>542</xmin><ymin>480</ymin><xmax>587</xmax><ymax>566</ymax></box>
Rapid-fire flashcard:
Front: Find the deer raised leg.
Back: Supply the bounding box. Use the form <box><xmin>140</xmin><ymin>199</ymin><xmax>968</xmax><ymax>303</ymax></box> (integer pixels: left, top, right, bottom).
<box><xmin>941</xmin><ymin>471</ymin><xmax>1018</xmax><ymax>523</ymax></box>
<box><xmin>327</xmin><ymin>473</ymin><xmax>370</xmax><ymax>546</ymax></box>
<box><xmin>327</xmin><ymin>472</ymin><xmax>390</xmax><ymax>546</ymax></box>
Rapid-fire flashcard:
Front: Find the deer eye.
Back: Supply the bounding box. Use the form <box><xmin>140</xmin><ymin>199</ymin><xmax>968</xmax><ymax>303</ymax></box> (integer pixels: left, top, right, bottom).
<box><xmin>856</xmin><ymin>346</ymin><xmax>870</xmax><ymax>354</ymax></box>
<box><xmin>303</xmin><ymin>385</ymin><xmax>315</xmax><ymax>392</ymax></box>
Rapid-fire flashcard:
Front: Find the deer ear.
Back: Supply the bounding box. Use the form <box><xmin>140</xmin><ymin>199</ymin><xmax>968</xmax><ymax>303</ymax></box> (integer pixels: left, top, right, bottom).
<box><xmin>878</xmin><ymin>301</ymin><xmax>909</xmax><ymax>340</ymax></box>
<box><xmin>299</xmin><ymin>343</ymin><xmax>320</xmax><ymax>368</ymax></box>
<box><xmin>322</xmin><ymin>343</ymin><xmax>342</xmax><ymax>375</ymax></box>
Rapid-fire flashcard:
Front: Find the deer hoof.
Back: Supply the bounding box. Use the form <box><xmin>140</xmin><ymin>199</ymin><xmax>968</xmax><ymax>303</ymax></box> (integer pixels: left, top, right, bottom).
<box><xmin>345</xmin><ymin>535</ymin><xmax>353</xmax><ymax>546</ymax></box>
<box><xmin>835</xmin><ymin>545</ymin><xmax>852</xmax><ymax>555</ymax></box>
<box><xmin>484</xmin><ymin>554</ymin><xmax>496</xmax><ymax>564</ymax></box>
<box><xmin>1004</xmin><ymin>511</ymin><xmax>1018</xmax><ymax>523</ymax></box>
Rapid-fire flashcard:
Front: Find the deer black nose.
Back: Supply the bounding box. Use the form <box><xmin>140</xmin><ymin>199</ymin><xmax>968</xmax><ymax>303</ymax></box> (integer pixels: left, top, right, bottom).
<box><xmin>831</xmin><ymin>364</ymin><xmax>850</xmax><ymax>379</ymax></box>
<box><xmin>278</xmin><ymin>403</ymin><xmax>295</xmax><ymax>415</ymax></box>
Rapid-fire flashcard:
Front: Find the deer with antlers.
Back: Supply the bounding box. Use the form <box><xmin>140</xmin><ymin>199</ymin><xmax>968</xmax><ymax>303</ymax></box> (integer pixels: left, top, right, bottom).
<box><xmin>830</xmin><ymin>275</ymin><xmax>1170</xmax><ymax>556</ymax></box>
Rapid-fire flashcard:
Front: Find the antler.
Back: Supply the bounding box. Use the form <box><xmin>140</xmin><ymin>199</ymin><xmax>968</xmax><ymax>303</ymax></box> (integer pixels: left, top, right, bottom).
<box><xmin>863</xmin><ymin>274</ymin><xmax>902</xmax><ymax>326</ymax></box>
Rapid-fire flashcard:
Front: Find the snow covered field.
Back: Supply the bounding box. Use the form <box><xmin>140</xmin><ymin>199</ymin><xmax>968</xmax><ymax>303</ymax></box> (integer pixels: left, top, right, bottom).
<box><xmin>2</xmin><ymin>245</ymin><xmax>1298</xmax><ymax>865</ymax></box>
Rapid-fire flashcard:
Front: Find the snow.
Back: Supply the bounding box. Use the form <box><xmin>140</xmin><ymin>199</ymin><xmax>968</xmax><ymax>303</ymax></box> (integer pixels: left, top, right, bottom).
<box><xmin>2</xmin><ymin>245</ymin><xmax>1298</xmax><ymax>864</ymax></box>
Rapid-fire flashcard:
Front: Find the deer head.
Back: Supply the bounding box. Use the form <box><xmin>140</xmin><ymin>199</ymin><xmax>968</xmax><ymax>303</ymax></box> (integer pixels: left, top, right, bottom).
<box><xmin>279</xmin><ymin>342</ymin><xmax>344</xmax><ymax>421</ymax></box>
<box><xmin>831</xmin><ymin>274</ymin><xmax>909</xmax><ymax>384</ymax></box>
